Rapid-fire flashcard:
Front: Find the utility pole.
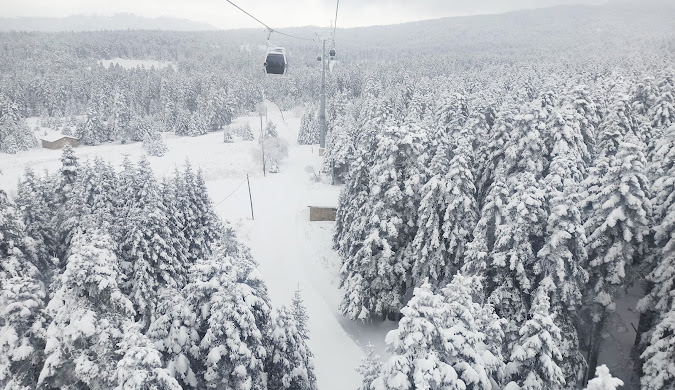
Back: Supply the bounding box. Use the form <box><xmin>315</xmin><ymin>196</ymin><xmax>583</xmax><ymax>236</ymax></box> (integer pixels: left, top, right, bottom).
<box><xmin>260</xmin><ymin>114</ymin><xmax>266</xmax><ymax>176</ymax></box>
<box><xmin>318</xmin><ymin>38</ymin><xmax>327</xmax><ymax>150</ymax></box>
<box><xmin>246</xmin><ymin>174</ymin><xmax>254</xmax><ymax>220</ymax></box>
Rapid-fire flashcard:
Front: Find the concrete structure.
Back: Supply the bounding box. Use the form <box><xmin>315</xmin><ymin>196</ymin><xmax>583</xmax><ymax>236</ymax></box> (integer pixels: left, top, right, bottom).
<box><xmin>41</xmin><ymin>134</ymin><xmax>79</xmax><ymax>150</ymax></box>
<box><xmin>309</xmin><ymin>206</ymin><xmax>337</xmax><ymax>221</ymax></box>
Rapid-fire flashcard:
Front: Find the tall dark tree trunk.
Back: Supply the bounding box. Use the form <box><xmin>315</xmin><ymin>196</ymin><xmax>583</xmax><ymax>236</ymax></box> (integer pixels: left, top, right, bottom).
<box><xmin>585</xmin><ymin>315</ymin><xmax>605</xmax><ymax>385</ymax></box>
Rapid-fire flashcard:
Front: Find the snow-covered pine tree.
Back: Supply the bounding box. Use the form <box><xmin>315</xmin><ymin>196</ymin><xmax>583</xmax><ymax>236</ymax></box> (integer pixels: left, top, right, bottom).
<box><xmin>188</xmin><ymin>112</ymin><xmax>208</xmax><ymax>136</ymax></box>
<box><xmin>119</xmin><ymin>157</ymin><xmax>183</xmax><ymax>327</ymax></box>
<box><xmin>595</xmin><ymin>94</ymin><xmax>636</xmax><ymax>160</ymax></box>
<box><xmin>334</xmin><ymin>153</ymin><xmax>371</xmax><ymax>257</ymax></box>
<box><xmin>357</xmin><ymin>343</ymin><xmax>382</xmax><ymax>390</ymax></box>
<box><xmin>76</xmin><ymin>103</ymin><xmax>107</xmax><ymax>145</ymax></box>
<box><xmin>473</xmin><ymin>301</ymin><xmax>507</xmax><ymax>388</ymax></box>
<box><xmin>632</xmin><ymin>76</ymin><xmax>659</xmax><ymax>117</ymax></box>
<box><xmin>173</xmin><ymin>162</ymin><xmax>223</xmax><ymax>263</ymax></box>
<box><xmin>160</xmin><ymin>174</ymin><xmax>190</xmax><ymax>273</ymax></box>
<box><xmin>16</xmin><ymin>167</ymin><xmax>57</xmax><ymax>263</ymax></box>
<box><xmin>173</xmin><ymin>108</ymin><xmax>191</xmax><ymax>136</ymax></box>
<box><xmin>404</xmin><ymin>77</ymin><xmax>433</xmax><ymax>125</ymax></box>
<box><xmin>298</xmin><ymin>107</ymin><xmax>319</xmax><ymax>145</ymax></box>
<box><xmin>143</xmin><ymin>126</ymin><xmax>168</xmax><ymax>156</ymax></box>
<box><xmin>115</xmin><ymin>324</ymin><xmax>182</xmax><ymax>390</ymax></box>
<box><xmin>56</xmin><ymin>144</ymin><xmax>78</xmax><ymax>203</ymax></box>
<box><xmin>581</xmin><ymin>133</ymin><xmax>652</xmax><ymax>374</ymax></box>
<box><xmin>584</xmin><ymin>365</ymin><xmax>624</xmax><ymax>390</ymax></box>
<box><xmin>52</xmin><ymin>145</ymin><xmax>82</xmax><ymax>259</ymax></box>
<box><xmin>474</xmin><ymin>100</ymin><xmax>516</xmax><ymax>204</ymax></box>
<box><xmin>537</xmin><ymin>103</ymin><xmax>590</xmax><ymax>308</ymax></box>
<box><xmin>0</xmin><ymin>94</ymin><xmax>38</xmax><ymax>154</ymax></box>
<box><xmin>649</xmin><ymin>73</ymin><xmax>675</xmax><ymax>132</ymax></box>
<box><xmin>266</xmin><ymin>305</ymin><xmax>318</xmax><ymax>390</ymax></box>
<box><xmin>109</xmin><ymin>89</ymin><xmax>131</xmax><ymax>142</ymax></box>
<box><xmin>0</xmin><ymin>190</ymin><xmax>46</xmax><ymax>390</ymax></box>
<box><xmin>640</xmin><ymin>310</ymin><xmax>675</xmax><ymax>390</ymax></box>
<box><xmin>38</xmin><ymin>228</ymin><xmax>134</xmax><ymax>390</ymax></box>
<box><xmin>291</xmin><ymin>288</ymin><xmax>310</xmax><ymax>342</ymax></box>
<box><xmin>637</xmin><ymin>124</ymin><xmax>675</xmax><ymax>390</ymax></box>
<box><xmin>504</xmin><ymin>285</ymin><xmax>566</xmax><ymax>390</ymax></box>
<box><xmin>146</xmin><ymin>292</ymin><xmax>199</xmax><ymax>388</ymax></box>
<box><xmin>411</xmin><ymin>136</ymin><xmax>477</xmax><ymax>287</ymax></box>
<box><xmin>485</xmin><ymin>170</ymin><xmax>547</xmax><ymax>341</ymax></box>
<box><xmin>371</xmin><ymin>282</ymin><xmax>462</xmax><ymax>390</ymax></box>
<box><xmin>239</xmin><ymin>123</ymin><xmax>254</xmax><ymax>141</ymax></box>
<box><xmin>264</xmin><ymin>121</ymin><xmax>278</xmax><ymax>139</ymax></box>
<box><xmin>339</xmin><ymin>125</ymin><xmax>427</xmax><ymax>321</ymax></box>
<box><xmin>184</xmin><ymin>254</ymin><xmax>271</xmax><ymax>389</ymax></box>
<box><xmin>223</xmin><ymin>127</ymin><xmax>233</xmax><ymax>143</ymax></box>
<box><xmin>440</xmin><ymin>274</ymin><xmax>492</xmax><ymax>390</ymax></box>
<box><xmin>79</xmin><ymin>158</ymin><xmax>119</xmax><ymax>228</ymax></box>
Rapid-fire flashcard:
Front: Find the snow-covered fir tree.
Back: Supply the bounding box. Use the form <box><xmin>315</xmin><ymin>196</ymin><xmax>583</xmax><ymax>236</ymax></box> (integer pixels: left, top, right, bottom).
<box><xmin>38</xmin><ymin>228</ymin><xmax>134</xmax><ymax>390</ymax></box>
<box><xmin>183</xmin><ymin>253</ymin><xmax>271</xmax><ymax>389</ymax></box>
<box><xmin>298</xmin><ymin>107</ymin><xmax>319</xmax><ymax>145</ymax></box>
<box><xmin>115</xmin><ymin>324</ymin><xmax>182</xmax><ymax>390</ymax></box>
<box><xmin>173</xmin><ymin>162</ymin><xmax>223</xmax><ymax>263</ymax></box>
<box><xmin>118</xmin><ymin>157</ymin><xmax>183</xmax><ymax>327</ymax></box>
<box><xmin>143</xmin><ymin>126</ymin><xmax>168</xmax><ymax>156</ymax></box>
<box><xmin>581</xmin><ymin>134</ymin><xmax>652</xmax><ymax>371</ymax></box>
<box><xmin>267</xmin><ymin>305</ymin><xmax>318</xmax><ymax>390</ymax></box>
<box><xmin>357</xmin><ymin>343</ymin><xmax>382</xmax><ymax>390</ymax></box>
<box><xmin>504</xmin><ymin>285</ymin><xmax>566</xmax><ymax>390</ymax></box>
<box><xmin>411</xmin><ymin>135</ymin><xmax>477</xmax><ymax>287</ymax></box>
<box><xmin>371</xmin><ymin>282</ymin><xmax>463</xmax><ymax>390</ymax></box>
<box><xmin>638</xmin><ymin>124</ymin><xmax>675</xmax><ymax>390</ymax></box>
<box><xmin>0</xmin><ymin>190</ymin><xmax>46</xmax><ymax>390</ymax></box>
<box><xmin>146</xmin><ymin>292</ymin><xmax>199</xmax><ymax>388</ymax></box>
<box><xmin>16</xmin><ymin>167</ymin><xmax>57</xmax><ymax>263</ymax></box>
<box><xmin>0</xmin><ymin>94</ymin><xmax>38</xmax><ymax>154</ymax></box>
<box><xmin>264</xmin><ymin>121</ymin><xmax>279</xmax><ymax>139</ymax></box>
<box><xmin>76</xmin><ymin>103</ymin><xmax>107</xmax><ymax>145</ymax></box>
<box><xmin>334</xmin><ymin>152</ymin><xmax>371</xmax><ymax>258</ymax></box>
<box><xmin>440</xmin><ymin>274</ymin><xmax>493</xmax><ymax>390</ymax></box>
<box><xmin>339</xmin><ymin>125</ymin><xmax>427</xmax><ymax>321</ymax></box>
<box><xmin>223</xmin><ymin>127</ymin><xmax>233</xmax><ymax>143</ymax></box>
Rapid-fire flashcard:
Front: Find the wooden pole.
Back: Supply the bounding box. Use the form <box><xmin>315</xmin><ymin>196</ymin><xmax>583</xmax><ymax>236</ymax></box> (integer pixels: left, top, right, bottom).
<box><xmin>247</xmin><ymin>174</ymin><xmax>254</xmax><ymax>220</ymax></box>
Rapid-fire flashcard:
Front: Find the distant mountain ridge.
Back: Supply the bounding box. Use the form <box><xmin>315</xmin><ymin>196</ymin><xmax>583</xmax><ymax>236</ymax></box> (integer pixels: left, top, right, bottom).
<box><xmin>0</xmin><ymin>13</ymin><xmax>219</xmax><ymax>32</ymax></box>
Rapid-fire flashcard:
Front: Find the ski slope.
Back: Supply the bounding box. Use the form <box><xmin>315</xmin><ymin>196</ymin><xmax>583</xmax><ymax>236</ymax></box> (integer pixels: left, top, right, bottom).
<box><xmin>0</xmin><ymin>102</ymin><xmax>395</xmax><ymax>390</ymax></box>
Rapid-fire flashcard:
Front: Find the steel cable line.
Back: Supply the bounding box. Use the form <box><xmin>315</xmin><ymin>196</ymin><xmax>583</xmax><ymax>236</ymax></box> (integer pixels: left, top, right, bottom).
<box><xmin>332</xmin><ymin>0</ymin><xmax>340</xmax><ymax>40</ymax></box>
<box><xmin>225</xmin><ymin>0</ymin><xmax>316</xmax><ymax>41</ymax></box>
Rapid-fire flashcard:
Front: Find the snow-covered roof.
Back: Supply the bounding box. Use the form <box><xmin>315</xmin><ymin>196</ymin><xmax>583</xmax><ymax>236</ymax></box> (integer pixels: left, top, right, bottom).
<box><xmin>40</xmin><ymin>134</ymin><xmax>79</xmax><ymax>142</ymax></box>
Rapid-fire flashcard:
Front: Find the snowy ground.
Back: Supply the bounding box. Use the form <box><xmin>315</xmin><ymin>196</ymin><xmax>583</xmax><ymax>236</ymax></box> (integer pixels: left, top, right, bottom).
<box><xmin>0</xmin><ymin>102</ymin><xmax>396</xmax><ymax>390</ymax></box>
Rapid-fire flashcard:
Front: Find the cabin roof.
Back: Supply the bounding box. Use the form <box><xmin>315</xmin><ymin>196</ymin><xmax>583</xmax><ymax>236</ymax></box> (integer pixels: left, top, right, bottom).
<box><xmin>40</xmin><ymin>134</ymin><xmax>79</xmax><ymax>142</ymax></box>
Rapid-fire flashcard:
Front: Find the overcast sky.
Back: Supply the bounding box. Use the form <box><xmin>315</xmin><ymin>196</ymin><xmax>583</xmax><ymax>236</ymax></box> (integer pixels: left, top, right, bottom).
<box><xmin>1</xmin><ymin>0</ymin><xmax>611</xmax><ymax>29</ymax></box>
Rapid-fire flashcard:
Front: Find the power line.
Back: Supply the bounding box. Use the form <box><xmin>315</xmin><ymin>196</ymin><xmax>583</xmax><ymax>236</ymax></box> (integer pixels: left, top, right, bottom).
<box><xmin>214</xmin><ymin>177</ymin><xmax>248</xmax><ymax>208</ymax></box>
<box><xmin>332</xmin><ymin>0</ymin><xmax>340</xmax><ymax>40</ymax></box>
<box><xmin>225</xmin><ymin>0</ymin><xmax>316</xmax><ymax>42</ymax></box>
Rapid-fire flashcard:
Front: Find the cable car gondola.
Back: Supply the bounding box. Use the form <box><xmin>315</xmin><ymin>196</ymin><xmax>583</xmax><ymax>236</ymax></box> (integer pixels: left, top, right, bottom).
<box><xmin>329</xmin><ymin>48</ymin><xmax>336</xmax><ymax>60</ymax></box>
<box><xmin>264</xmin><ymin>47</ymin><xmax>287</xmax><ymax>75</ymax></box>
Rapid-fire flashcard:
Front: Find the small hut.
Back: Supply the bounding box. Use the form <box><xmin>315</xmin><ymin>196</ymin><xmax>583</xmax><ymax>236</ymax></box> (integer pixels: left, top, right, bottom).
<box><xmin>41</xmin><ymin>134</ymin><xmax>79</xmax><ymax>150</ymax></box>
<box><xmin>309</xmin><ymin>206</ymin><xmax>337</xmax><ymax>221</ymax></box>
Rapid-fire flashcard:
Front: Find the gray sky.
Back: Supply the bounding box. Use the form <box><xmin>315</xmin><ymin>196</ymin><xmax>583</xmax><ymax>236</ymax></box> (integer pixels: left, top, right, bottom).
<box><xmin>0</xmin><ymin>0</ymin><xmax>609</xmax><ymax>29</ymax></box>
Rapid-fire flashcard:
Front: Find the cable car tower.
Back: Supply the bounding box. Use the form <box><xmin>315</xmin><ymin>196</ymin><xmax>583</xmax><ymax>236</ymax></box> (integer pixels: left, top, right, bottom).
<box><xmin>225</xmin><ymin>0</ymin><xmax>341</xmax><ymax>151</ymax></box>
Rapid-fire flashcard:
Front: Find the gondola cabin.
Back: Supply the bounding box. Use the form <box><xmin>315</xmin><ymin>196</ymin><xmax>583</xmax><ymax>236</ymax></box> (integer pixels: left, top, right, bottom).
<box><xmin>329</xmin><ymin>48</ymin><xmax>336</xmax><ymax>59</ymax></box>
<box><xmin>264</xmin><ymin>47</ymin><xmax>287</xmax><ymax>75</ymax></box>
